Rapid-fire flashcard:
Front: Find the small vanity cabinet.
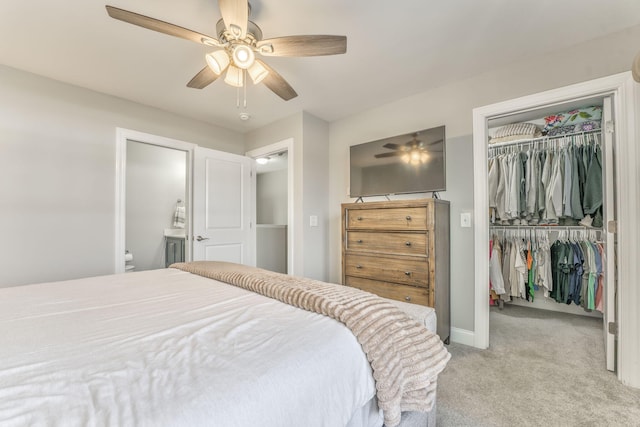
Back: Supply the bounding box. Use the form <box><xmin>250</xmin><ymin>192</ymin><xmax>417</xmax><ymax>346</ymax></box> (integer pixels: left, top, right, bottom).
<box><xmin>165</xmin><ymin>236</ymin><xmax>185</xmax><ymax>267</ymax></box>
<box><xmin>341</xmin><ymin>199</ymin><xmax>450</xmax><ymax>342</ymax></box>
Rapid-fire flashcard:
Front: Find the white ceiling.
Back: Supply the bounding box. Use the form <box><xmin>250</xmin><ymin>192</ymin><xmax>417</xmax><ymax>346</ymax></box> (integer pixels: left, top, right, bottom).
<box><xmin>2</xmin><ymin>0</ymin><xmax>640</xmax><ymax>133</ymax></box>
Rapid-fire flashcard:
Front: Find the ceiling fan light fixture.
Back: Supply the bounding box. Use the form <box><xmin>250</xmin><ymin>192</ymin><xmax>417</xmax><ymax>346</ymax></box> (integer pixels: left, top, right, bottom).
<box><xmin>232</xmin><ymin>44</ymin><xmax>255</xmax><ymax>69</ymax></box>
<box><xmin>248</xmin><ymin>61</ymin><xmax>269</xmax><ymax>84</ymax></box>
<box><xmin>205</xmin><ymin>50</ymin><xmax>230</xmax><ymax>75</ymax></box>
<box><xmin>224</xmin><ymin>65</ymin><xmax>244</xmax><ymax>87</ymax></box>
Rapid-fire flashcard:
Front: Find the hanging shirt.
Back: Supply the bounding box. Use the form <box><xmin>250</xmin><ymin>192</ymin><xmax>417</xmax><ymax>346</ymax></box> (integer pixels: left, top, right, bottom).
<box><xmin>570</xmin><ymin>146</ymin><xmax>584</xmax><ymax>219</ymax></box>
<box><xmin>549</xmin><ymin>152</ymin><xmax>564</xmax><ymax>221</ymax></box>
<box><xmin>583</xmin><ymin>145</ymin><xmax>603</xmax><ymax>215</ymax></box>
<box><xmin>526</xmin><ymin>149</ymin><xmax>538</xmax><ymax>219</ymax></box>
<box><xmin>563</xmin><ymin>147</ymin><xmax>574</xmax><ymax>218</ymax></box>
<box><xmin>514</xmin><ymin>240</ymin><xmax>528</xmax><ymax>299</ymax></box>
<box><xmin>570</xmin><ymin>242</ymin><xmax>584</xmax><ymax>306</ymax></box>
<box><xmin>501</xmin><ymin>239</ymin><xmax>512</xmax><ymax>301</ymax></box>
<box><xmin>507</xmin><ymin>153</ymin><xmax>522</xmax><ymax>219</ymax></box>
<box><xmin>488</xmin><ymin>157</ymin><xmax>499</xmax><ymax>209</ymax></box>
<box><xmin>519</xmin><ymin>152</ymin><xmax>528</xmax><ymax>218</ymax></box>
<box><xmin>496</xmin><ymin>154</ymin><xmax>509</xmax><ymax>221</ymax></box>
<box><xmin>536</xmin><ymin>236</ymin><xmax>553</xmax><ymax>297</ymax></box>
<box><xmin>540</xmin><ymin>151</ymin><xmax>553</xmax><ymax>222</ymax></box>
<box><xmin>490</xmin><ymin>238</ymin><xmax>506</xmax><ymax>295</ymax></box>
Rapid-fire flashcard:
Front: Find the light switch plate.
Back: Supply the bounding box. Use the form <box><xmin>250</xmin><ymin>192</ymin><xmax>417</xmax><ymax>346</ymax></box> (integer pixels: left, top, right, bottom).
<box><xmin>460</xmin><ymin>212</ymin><xmax>471</xmax><ymax>228</ymax></box>
<box><xmin>310</xmin><ymin>215</ymin><xmax>318</xmax><ymax>227</ymax></box>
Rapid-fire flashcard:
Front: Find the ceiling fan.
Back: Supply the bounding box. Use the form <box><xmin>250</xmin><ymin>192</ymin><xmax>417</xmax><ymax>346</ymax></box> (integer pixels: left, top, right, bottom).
<box><xmin>105</xmin><ymin>1</ymin><xmax>347</xmax><ymax>101</ymax></box>
<box><xmin>374</xmin><ymin>133</ymin><xmax>443</xmax><ymax>164</ymax></box>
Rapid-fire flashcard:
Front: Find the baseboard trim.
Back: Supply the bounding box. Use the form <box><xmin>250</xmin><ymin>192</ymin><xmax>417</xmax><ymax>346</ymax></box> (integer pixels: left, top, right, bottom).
<box><xmin>450</xmin><ymin>327</ymin><xmax>475</xmax><ymax>346</ymax></box>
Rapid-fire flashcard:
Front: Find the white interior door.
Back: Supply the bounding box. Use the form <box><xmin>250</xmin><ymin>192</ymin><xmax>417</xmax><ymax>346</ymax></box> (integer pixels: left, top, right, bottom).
<box><xmin>193</xmin><ymin>147</ymin><xmax>256</xmax><ymax>266</ymax></box>
<box><xmin>602</xmin><ymin>97</ymin><xmax>617</xmax><ymax>372</ymax></box>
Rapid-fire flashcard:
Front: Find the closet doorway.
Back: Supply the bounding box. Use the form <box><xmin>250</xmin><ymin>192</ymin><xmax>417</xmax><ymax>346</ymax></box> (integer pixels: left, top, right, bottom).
<box><xmin>246</xmin><ymin>138</ymin><xmax>295</xmax><ymax>275</ymax></box>
<box><xmin>472</xmin><ymin>72</ymin><xmax>639</xmax><ymax>383</ymax></box>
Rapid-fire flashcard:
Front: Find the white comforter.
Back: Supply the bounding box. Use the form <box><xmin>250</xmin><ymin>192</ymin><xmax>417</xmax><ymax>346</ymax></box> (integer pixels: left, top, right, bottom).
<box><xmin>0</xmin><ymin>268</ymin><xmax>381</xmax><ymax>427</ymax></box>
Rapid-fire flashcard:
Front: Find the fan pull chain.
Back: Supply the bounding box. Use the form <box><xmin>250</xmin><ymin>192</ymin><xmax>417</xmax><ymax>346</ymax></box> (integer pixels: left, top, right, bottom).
<box><xmin>235</xmin><ymin>71</ymin><xmax>248</xmax><ymax>109</ymax></box>
<box><xmin>243</xmin><ymin>70</ymin><xmax>247</xmax><ymax>108</ymax></box>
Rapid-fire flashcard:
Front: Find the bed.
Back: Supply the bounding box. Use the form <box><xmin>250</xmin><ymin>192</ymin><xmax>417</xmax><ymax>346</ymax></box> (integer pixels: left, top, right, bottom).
<box><xmin>0</xmin><ymin>261</ymin><xmax>449</xmax><ymax>427</ymax></box>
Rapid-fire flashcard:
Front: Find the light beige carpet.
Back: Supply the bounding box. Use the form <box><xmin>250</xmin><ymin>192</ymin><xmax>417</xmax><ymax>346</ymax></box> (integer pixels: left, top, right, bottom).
<box><xmin>436</xmin><ymin>305</ymin><xmax>640</xmax><ymax>427</ymax></box>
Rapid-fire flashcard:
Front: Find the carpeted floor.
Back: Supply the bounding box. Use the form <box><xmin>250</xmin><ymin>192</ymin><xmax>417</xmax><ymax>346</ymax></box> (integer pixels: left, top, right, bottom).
<box><xmin>436</xmin><ymin>305</ymin><xmax>640</xmax><ymax>427</ymax></box>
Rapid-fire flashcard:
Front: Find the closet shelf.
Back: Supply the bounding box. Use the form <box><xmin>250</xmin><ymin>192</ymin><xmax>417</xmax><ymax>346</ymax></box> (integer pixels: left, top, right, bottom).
<box><xmin>488</xmin><ymin>129</ymin><xmax>601</xmax><ymax>150</ymax></box>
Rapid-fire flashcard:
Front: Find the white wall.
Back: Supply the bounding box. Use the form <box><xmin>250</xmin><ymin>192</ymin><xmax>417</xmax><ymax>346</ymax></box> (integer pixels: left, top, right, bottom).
<box><xmin>0</xmin><ymin>65</ymin><xmax>243</xmax><ymax>287</ymax></box>
<box><xmin>257</xmin><ymin>169</ymin><xmax>288</xmax><ymax>224</ymax></box>
<box><xmin>245</xmin><ymin>111</ymin><xmax>331</xmax><ymax>281</ymax></box>
<box><xmin>126</xmin><ymin>142</ymin><xmax>186</xmax><ymax>271</ymax></box>
<box><xmin>328</xmin><ymin>23</ymin><xmax>640</xmax><ymax>333</ymax></box>
<box><xmin>246</xmin><ymin>113</ymin><xmax>304</xmax><ymax>277</ymax></box>
<box><xmin>301</xmin><ymin>113</ymin><xmax>330</xmax><ymax>281</ymax></box>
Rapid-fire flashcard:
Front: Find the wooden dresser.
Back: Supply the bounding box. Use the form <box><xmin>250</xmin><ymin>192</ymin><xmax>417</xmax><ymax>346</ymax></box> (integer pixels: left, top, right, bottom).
<box><xmin>341</xmin><ymin>199</ymin><xmax>450</xmax><ymax>343</ymax></box>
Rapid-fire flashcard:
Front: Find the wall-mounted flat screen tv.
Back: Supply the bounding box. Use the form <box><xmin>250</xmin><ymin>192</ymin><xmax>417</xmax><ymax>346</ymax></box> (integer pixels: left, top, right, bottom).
<box><xmin>349</xmin><ymin>125</ymin><xmax>446</xmax><ymax>198</ymax></box>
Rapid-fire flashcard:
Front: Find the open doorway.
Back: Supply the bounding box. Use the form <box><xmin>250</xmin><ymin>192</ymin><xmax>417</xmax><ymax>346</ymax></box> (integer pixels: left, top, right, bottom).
<box><xmin>125</xmin><ymin>141</ymin><xmax>187</xmax><ymax>272</ymax></box>
<box><xmin>247</xmin><ymin>139</ymin><xmax>295</xmax><ymax>275</ymax></box>
<box><xmin>115</xmin><ymin>129</ymin><xmax>195</xmax><ymax>274</ymax></box>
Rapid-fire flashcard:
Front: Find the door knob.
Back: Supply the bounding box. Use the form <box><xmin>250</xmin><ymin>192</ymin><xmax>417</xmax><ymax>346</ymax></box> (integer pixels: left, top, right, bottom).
<box><xmin>196</xmin><ymin>235</ymin><xmax>209</xmax><ymax>241</ymax></box>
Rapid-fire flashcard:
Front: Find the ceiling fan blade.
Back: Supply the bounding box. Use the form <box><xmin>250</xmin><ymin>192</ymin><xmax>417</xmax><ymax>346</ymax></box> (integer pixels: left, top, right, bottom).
<box><xmin>257</xmin><ymin>60</ymin><xmax>297</xmax><ymax>101</ymax></box>
<box><xmin>105</xmin><ymin>5</ymin><xmax>220</xmax><ymax>46</ymax></box>
<box><xmin>383</xmin><ymin>143</ymin><xmax>402</xmax><ymax>150</ymax></box>
<box><xmin>374</xmin><ymin>152</ymin><xmax>403</xmax><ymax>159</ymax></box>
<box><xmin>427</xmin><ymin>139</ymin><xmax>444</xmax><ymax>146</ymax></box>
<box><xmin>186</xmin><ymin>66</ymin><xmax>220</xmax><ymax>89</ymax></box>
<box><xmin>218</xmin><ymin>0</ymin><xmax>248</xmax><ymax>39</ymax></box>
<box><xmin>257</xmin><ymin>35</ymin><xmax>347</xmax><ymax>57</ymax></box>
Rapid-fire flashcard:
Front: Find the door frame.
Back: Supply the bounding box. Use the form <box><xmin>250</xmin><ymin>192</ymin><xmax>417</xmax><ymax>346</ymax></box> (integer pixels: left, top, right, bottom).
<box><xmin>472</xmin><ymin>72</ymin><xmax>640</xmax><ymax>387</ymax></box>
<box><xmin>246</xmin><ymin>138</ymin><xmax>297</xmax><ymax>275</ymax></box>
<box><xmin>115</xmin><ymin>128</ymin><xmax>195</xmax><ymax>273</ymax></box>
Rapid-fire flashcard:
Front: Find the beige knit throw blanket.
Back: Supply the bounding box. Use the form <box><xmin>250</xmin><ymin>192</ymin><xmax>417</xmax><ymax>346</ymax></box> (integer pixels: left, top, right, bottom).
<box><xmin>172</xmin><ymin>261</ymin><xmax>450</xmax><ymax>427</ymax></box>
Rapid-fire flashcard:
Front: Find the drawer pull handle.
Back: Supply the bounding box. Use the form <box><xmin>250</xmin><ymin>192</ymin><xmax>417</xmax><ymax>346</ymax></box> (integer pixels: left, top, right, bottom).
<box><xmin>405</xmin><ymin>241</ymin><xmax>412</xmax><ymax>247</ymax></box>
<box><xmin>404</xmin><ymin>271</ymin><xmax>411</xmax><ymax>276</ymax></box>
<box><xmin>357</xmin><ymin>216</ymin><xmax>363</xmax><ymax>221</ymax></box>
<box><xmin>357</xmin><ymin>239</ymin><xmax>363</xmax><ymax>244</ymax></box>
<box><xmin>356</xmin><ymin>264</ymin><xmax>363</xmax><ymax>269</ymax></box>
<box><xmin>406</xmin><ymin>215</ymin><xmax>412</xmax><ymax>221</ymax></box>
<box><xmin>405</xmin><ymin>296</ymin><xmax>412</xmax><ymax>302</ymax></box>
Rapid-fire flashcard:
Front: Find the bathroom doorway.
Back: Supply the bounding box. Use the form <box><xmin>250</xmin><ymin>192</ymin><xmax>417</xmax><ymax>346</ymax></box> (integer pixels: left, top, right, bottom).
<box><xmin>115</xmin><ymin>128</ymin><xmax>194</xmax><ymax>274</ymax></box>
<box><xmin>125</xmin><ymin>141</ymin><xmax>187</xmax><ymax>272</ymax></box>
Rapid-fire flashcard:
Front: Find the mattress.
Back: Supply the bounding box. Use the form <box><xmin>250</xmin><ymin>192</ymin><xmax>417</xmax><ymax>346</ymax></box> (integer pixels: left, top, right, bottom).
<box><xmin>0</xmin><ymin>268</ymin><xmax>383</xmax><ymax>427</ymax></box>
<box><xmin>383</xmin><ymin>298</ymin><xmax>437</xmax><ymax>335</ymax></box>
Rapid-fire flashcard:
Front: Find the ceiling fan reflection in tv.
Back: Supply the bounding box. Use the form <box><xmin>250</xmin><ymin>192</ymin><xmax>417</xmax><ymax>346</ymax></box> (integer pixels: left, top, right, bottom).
<box><xmin>349</xmin><ymin>126</ymin><xmax>446</xmax><ymax>198</ymax></box>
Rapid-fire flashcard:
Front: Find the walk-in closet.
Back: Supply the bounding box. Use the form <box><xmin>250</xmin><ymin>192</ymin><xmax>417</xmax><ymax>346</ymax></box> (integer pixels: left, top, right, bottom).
<box><xmin>488</xmin><ymin>98</ymin><xmax>615</xmax><ymax>371</ymax></box>
<box><xmin>471</xmin><ymin>73</ymin><xmax>640</xmax><ymax>384</ymax></box>
<box><xmin>487</xmin><ymin>102</ymin><xmax>609</xmax><ymax>308</ymax></box>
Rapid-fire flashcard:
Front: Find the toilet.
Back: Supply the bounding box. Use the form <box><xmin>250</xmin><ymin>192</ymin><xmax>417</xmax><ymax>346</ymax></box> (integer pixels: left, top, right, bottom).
<box><xmin>125</xmin><ymin>250</ymin><xmax>135</xmax><ymax>272</ymax></box>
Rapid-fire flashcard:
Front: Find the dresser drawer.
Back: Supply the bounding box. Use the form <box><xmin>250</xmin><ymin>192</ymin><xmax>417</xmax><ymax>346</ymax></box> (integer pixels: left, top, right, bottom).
<box><xmin>346</xmin><ymin>231</ymin><xmax>428</xmax><ymax>256</ymax></box>
<box><xmin>344</xmin><ymin>253</ymin><xmax>428</xmax><ymax>287</ymax></box>
<box><xmin>345</xmin><ymin>276</ymin><xmax>430</xmax><ymax>306</ymax></box>
<box><xmin>346</xmin><ymin>207</ymin><xmax>427</xmax><ymax>230</ymax></box>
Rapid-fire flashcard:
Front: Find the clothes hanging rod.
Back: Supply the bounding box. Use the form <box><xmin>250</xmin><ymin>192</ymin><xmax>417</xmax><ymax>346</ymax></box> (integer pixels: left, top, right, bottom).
<box><xmin>489</xmin><ymin>225</ymin><xmax>602</xmax><ymax>231</ymax></box>
<box><xmin>487</xmin><ymin>129</ymin><xmax>601</xmax><ymax>150</ymax></box>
